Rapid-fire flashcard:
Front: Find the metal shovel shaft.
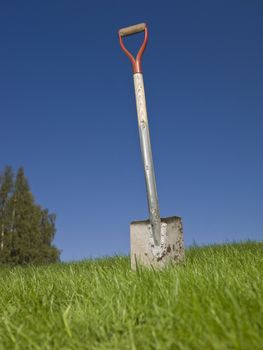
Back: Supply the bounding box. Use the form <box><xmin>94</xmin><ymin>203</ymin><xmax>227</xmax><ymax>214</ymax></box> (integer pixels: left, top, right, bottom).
<box><xmin>133</xmin><ymin>73</ymin><xmax>161</xmax><ymax>246</ymax></box>
<box><xmin>118</xmin><ymin>23</ymin><xmax>162</xmax><ymax>247</ymax></box>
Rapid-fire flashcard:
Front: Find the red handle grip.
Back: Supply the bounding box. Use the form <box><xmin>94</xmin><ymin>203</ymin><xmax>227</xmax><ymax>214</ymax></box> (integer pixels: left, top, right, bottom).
<box><xmin>118</xmin><ymin>23</ymin><xmax>148</xmax><ymax>74</ymax></box>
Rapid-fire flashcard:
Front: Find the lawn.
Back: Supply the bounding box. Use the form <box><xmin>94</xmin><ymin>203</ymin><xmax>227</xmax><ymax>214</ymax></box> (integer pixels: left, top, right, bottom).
<box><xmin>0</xmin><ymin>241</ymin><xmax>262</xmax><ymax>349</ymax></box>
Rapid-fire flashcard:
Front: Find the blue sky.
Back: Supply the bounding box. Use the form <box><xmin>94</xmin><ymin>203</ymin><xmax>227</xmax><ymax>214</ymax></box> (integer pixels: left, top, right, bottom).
<box><xmin>0</xmin><ymin>0</ymin><xmax>262</xmax><ymax>261</ymax></box>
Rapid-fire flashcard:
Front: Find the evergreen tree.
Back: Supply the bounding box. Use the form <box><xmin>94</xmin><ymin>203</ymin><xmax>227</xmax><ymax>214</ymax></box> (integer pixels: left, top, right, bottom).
<box><xmin>0</xmin><ymin>166</ymin><xmax>14</xmax><ymax>263</ymax></box>
<box><xmin>38</xmin><ymin>209</ymin><xmax>60</xmax><ymax>263</ymax></box>
<box><xmin>0</xmin><ymin>166</ymin><xmax>60</xmax><ymax>265</ymax></box>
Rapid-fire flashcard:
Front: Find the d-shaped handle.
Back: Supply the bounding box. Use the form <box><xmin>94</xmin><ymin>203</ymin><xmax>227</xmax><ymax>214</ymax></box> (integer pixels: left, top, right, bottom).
<box><xmin>118</xmin><ymin>23</ymin><xmax>148</xmax><ymax>74</ymax></box>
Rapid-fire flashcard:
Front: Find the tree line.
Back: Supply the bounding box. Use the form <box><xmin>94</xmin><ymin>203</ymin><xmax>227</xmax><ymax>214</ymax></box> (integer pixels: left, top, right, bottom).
<box><xmin>0</xmin><ymin>166</ymin><xmax>60</xmax><ymax>265</ymax></box>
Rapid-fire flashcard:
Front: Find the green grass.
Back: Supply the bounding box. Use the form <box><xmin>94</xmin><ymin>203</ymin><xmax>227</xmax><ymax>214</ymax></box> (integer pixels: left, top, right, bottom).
<box><xmin>0</xmin><ymin>241</ymin><xmax>262</xmax><ymax>350</ymax></box>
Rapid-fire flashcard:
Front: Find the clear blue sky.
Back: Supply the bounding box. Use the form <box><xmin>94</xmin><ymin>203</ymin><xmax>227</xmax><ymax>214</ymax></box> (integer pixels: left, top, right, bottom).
<box><xmin>0</xmin><ymin>1</ymin><xmax>262</xmax><ymax>261</ymax></box>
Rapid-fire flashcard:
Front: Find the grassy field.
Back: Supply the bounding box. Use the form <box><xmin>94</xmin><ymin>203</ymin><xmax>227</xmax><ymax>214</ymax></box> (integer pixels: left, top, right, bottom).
<box><xmin>0</xmin><ymin>241</ymin><xmax>262</xmax><ymax>350</ymax></box>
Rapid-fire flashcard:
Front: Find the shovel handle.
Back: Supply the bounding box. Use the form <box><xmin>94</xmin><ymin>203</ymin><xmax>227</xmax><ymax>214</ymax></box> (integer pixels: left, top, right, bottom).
<box><xmin>119</xmin><ymin>23</ymin><xmax>146</xmax><ymax>37</ymax></box>
<box><xmin>118</xmin><ymin>23</ymin><xmax>148</xmax><ymax>74</ymax></box>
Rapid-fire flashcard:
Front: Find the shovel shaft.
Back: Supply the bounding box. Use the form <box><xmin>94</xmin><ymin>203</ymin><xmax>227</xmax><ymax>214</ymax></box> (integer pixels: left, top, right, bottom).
<box><xmin>133</xmin><ymin>73</ymin><xmax>161</xmax><ymax>246</ymax></box>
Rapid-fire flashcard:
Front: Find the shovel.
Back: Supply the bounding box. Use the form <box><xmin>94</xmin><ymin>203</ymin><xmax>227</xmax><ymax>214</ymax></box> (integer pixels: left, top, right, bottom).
<box><xmin>118</xmin><ymin>23</ymin><xmax>184</xmax><ymax>269</ymax></box>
